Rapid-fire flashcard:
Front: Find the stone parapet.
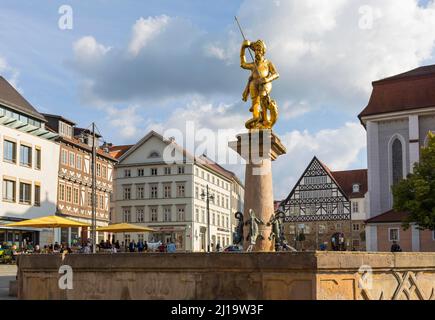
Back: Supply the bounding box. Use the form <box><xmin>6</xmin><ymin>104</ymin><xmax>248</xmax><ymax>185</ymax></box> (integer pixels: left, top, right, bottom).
<box><xmin>16</xmin><ymin>252</ymin><xmax>435</xmax><ymax>300</ymax></box>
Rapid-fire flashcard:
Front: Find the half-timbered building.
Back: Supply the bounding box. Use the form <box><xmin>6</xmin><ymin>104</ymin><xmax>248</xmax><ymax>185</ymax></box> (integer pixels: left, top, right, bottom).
<box><xmin>278</xmin><ymin>156</ymin><xmax>368</xmax><ymax>251</ymax></box>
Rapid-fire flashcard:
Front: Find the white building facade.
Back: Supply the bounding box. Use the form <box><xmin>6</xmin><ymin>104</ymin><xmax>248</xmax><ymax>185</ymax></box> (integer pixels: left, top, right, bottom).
<box><xmin>360</xmin><ymin>66</ymin><xmax>435</xmax><ymax>252</ymax></box>
<box><xmin>0</xmin><ymin>76</ymin><xmax>59</xmax><ymax>246</ymax></box>
<box><xmin>110</xmin><ymin>131</ymin><xmax>244</xmax><ymax>252</ymax></box>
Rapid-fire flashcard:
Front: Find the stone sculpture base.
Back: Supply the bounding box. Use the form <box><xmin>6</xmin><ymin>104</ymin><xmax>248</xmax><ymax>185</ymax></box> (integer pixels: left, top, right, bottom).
<box><xmin>229</xmin><ymin>130</ymin><xmax>286</xmax><ymax>252</ymax></box>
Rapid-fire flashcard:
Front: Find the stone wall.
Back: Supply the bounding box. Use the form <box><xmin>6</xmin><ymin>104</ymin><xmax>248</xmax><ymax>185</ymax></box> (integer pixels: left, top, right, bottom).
<box><xmin>16</xmin><ymin>252</ymin><xmax>435</xmax><ymax>300</ymax></box>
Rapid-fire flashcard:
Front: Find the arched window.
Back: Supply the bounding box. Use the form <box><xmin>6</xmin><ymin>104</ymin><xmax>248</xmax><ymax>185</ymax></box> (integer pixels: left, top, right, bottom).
<box><xmin>148</xmin><ymin>151</ymin><xmax>160</xmax><ymax>158</ymax></box>
<box><xmin>392</xmin><ymin>138</ymin><xmax>403</xmax><ymax>185</ymax></box>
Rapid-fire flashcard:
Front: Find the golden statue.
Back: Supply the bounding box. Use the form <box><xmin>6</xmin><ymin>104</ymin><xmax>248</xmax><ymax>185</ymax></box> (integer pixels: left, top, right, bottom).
<box><xmin>240</xmin><ymin>39</ymin><xmax>279</xmax><ymax>130</ymax></box>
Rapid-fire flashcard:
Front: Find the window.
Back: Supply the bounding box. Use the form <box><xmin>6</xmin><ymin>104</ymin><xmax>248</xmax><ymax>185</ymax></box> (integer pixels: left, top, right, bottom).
<box><xmin>392</xmin><ymin>138</ymin><xmax>404</xmax><ymax>185</ymax></box>
<box><xmin>148</xmin><ymin>151</ymin><xmax>160</xmax><ymax>158</ymax></box>
<box><xmin>352</xmin><ymin>184</ymin><xmax>360</xmax><ymax>193</ymax></box>
<box><xmin>177</xmin><ymin>207</ymin><xmax>185</xmax><ymax>221</ymax></box>
<box><xmin>20</xmin><ymin>145</ymin><xmax>32</xmax><ymax>167</ymax></box>
<box><xmin>35</xmin><ymin>148</ymin><xmax>41</xmax><ymax>170</ymax></box>
<box><xmin>164</xmin><ymin>167</ymin><xmax>171</xmax><ymax>175</ymax></box>
<box><xmin>59</xmin><ymin>184</ymin><xmax>65</xmax><ymax>201</ymax></box>
<box><xmin>164</xmin><ymin>207</ymin><xmax>172</xmax><ymax>222</ymax></box>
<box><xmin>3</xmin><ymin>140</ymin><xmax>16</xmax><ymax>163</ymax></box>
<box><xmin>352</xmin><ymin>223</ymin><xmax>360</xmax><ymax>231</ymax></box>
<box><xmin>34</xmin><ymin>184</ymin><xmax>41</xmax><ymax>206</ymax></box>
<box><xmin>164</xmin><ymin>184</ymin><xmax>171</xmax><ymax>198</ymax></box>
<box><xmin>123</xmin><ymin>187</ymin><xmax>131</xmax><ymax>200</ymax></box>
<box><xmin>96</xmin><ymin>163</ymin><xmax>101</xmax><ymax>177</ymax></box>
<box><xmin>73</xmin><ymin>188</ymin><xmax>79</xmax><ymax>204</ymax></box>
<box><xmin>177</xmin><ymin>184</ymin><xmax>185</xmax><ymax>197</ymax></box>
<box><xmin>69</xmin><ymin>152</ymin><xmax>75</xmax><ymax>168</ymax></box>
<box><xmin>352</xmin><ymin>201</ymin><xmax>359</xmax><ymax>213</ymax></box>
<box><xmin>151</xmin><ymin>168</ymin><xmax>158</xmax><ymax>176</ymax></box>
<box><xmin>178</xmin><ymin>166</ymin><xmax>185</xmax><ymax>174</ymax></box>
<box><xmin>61</xmin><ymin>149</ymin><xmax>68</xmax><ymax>165</ymax></box>
<box><xmin>2</xmin><ymin>180</ymin><xmax>16</xmax><ymax>202</ymax></box>
<box><xmin>102</xmin><ymin>165</ymin><xmax>107</xmax><ymax>179</ymax></box>
<box><xmin>150</xmin><ymin>207</ymin><xmax>158</xmax><ymax>222</ymax></box>
<box><xmin>318</xmin><ymin>224</ymin><xmax>326</xmax><ymax>234</ymax></box>
<box><xmin>124</xmin><ymin>169</ymin><xmax>131</xmax><ymax>177</ymax></box>
<box><xmin>138</xmin><ymin>169</ymin><xmax>144</xmax><ymax>177</ymax></box>
<box><xmin>201</xmin><ymin>210</ymin><xmax>205</xmax><ymax>223</ymax></box>
<box><xmin>136</xmin><ymin>186</ymin><xmax>144</xmax><ymax>199</ymax></box>
<box><xmin>212</xmin><ymin>212</ymin><xmax>216</xmax><ymax>225</ymax></box>
<box><xmin>195</xmin><ymin>186</ymin><xmax>199</xmax><ymax>199</ymax></box>
<box><xmin>195</xmin><ymin>209</ymin><xmax>199</xmax><ymax>222</ymax></box>
<box><xmin>99</xmin><ymin>194</ymin><xmax>104</xmax><ymax>209</ymax></box>
<box><xmin>389</xmin><ymin>228</ymin><xmax>400</xmax><ymax>242</ymax></box>
<box><xmin>76</xmin><ymin>155</ymin><xmax>82</xmax><ymax>170</ymax></box>
<box><xmin>66</xmin><ymin>186</ymin><xmax>72</xmax><ymax>203</ymax></box>
<box><xmin>150</xmin><ymin>185</ymin><xmax>158</xmax><ymax>199</ymax></box>
<box><xmin>123</xmin><ymin>208</ymin><xmax>131</xmax><ymax>222</ymax></box>
<box><xmin>19</xmin><ymin>182</ymin><xmax>31</xmax><ymax>204</ymax></box>
<box><xmin>87</xmin><ymin>191</ymin><xmax>92</xmax><ymax>207</ymax></box>
<box><xmin>136</xmin><ymin>208</ymin><xmax>144</xmax><ymax>223</ymax></box>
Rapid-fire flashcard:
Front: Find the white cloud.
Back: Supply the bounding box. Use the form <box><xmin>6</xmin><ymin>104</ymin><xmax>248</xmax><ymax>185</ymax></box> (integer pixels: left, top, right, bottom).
<box><xmin>105</xmin><ymin>105</ymin><xmax>146</xmax><ymax>140</ymax></box>
<box><xmin>73</xmin><ymin>36</ymin><xmax>110</xmax><ymax>62</ymax></box>
<box><xmin>235</xmin><ymin>0</ymin><xmax>435</xmax><ymax>109</ymax></box>
<box><xmin>281</xmin><ymin>100</ymin><xmax>311</xmax><ymax>120</ymax></box>
<box><xmin>128</xmin><ymin>15</ymin><xmax>170</xmax><ymax>56</ymax></box>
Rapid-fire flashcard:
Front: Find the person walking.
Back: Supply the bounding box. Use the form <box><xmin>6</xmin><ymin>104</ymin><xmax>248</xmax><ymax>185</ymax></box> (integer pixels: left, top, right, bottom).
<box><xmin>138</xmin><ymin>240</ymin><xmax>144</xmax><ymax>252</ymax></box>
<box><xmin>144</xmin><ymin>241</ymin><xmax>148</xmax><ymax>252</ymax></box>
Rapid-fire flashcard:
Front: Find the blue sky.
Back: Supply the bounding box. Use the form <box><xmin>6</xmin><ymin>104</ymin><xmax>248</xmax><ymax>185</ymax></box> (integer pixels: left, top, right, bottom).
<box><xmin>1</xmin><ymin>0</ymin><xmax>434</xmax><ymax>198</ymax></box>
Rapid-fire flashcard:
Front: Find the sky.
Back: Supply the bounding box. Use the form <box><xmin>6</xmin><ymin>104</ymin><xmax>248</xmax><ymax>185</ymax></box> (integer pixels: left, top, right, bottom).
<box><xmin>1</xmin><ymin>0</ymin><xmax>435</xmax><ymax>199</ymax></box>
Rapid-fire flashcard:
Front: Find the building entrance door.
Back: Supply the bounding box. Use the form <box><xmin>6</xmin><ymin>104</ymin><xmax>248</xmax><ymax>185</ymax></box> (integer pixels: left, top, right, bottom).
<box><xmin>199</xmin><ymin>232</ymin><xmax>205</xmax><ymax>252</ymax></box>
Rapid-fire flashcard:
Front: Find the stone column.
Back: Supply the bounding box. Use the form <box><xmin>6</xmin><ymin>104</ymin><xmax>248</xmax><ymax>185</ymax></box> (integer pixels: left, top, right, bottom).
<box><xmin>229</xmin><ymin>130</ymin><xmax>286</xmax><ymax>252</ymax></box>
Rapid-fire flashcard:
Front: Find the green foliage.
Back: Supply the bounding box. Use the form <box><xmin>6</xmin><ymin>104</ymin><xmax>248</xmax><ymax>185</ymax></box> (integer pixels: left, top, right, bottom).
<box><xmin>392</xmin><ymin>133</ymin><xmax>435</xmax><ymax>231</ymax></box>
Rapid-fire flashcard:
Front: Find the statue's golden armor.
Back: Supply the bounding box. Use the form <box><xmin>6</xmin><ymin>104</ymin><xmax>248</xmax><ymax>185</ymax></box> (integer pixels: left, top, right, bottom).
<box><xmin>240</xmin><ymin>39</ymin><xmax>279</xmax><ymax>130</ymax></box>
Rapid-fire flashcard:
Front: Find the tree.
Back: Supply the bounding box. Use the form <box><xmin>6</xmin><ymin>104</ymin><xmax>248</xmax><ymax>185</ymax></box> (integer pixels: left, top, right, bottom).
<box><xmin>392</xmin><ymin>132</ymin><xmax>435</xmax><ymax>231</ymax></box>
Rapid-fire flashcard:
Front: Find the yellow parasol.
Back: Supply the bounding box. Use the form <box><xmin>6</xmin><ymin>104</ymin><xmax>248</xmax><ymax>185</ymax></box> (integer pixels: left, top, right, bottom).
<box><xmin>96</xmin><ymin>223</ymin><xmax>155</xmax><ymax>233</ymax></box>
<box><xmin>5</xmin><ymin>215</ymin><xmax>90</xmax><ymax>228</ymax></box>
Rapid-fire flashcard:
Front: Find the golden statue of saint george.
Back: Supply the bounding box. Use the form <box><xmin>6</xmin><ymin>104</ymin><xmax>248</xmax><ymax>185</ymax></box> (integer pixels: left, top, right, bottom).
<box><xmin>240</xmin><ymin>39</ymin><xmax>279</xmax><ymax>130</ymax></box>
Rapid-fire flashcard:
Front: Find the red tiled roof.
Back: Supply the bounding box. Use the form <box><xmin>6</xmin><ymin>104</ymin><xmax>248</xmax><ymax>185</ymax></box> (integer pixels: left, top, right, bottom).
<box><xmin>109</xmin><ymin>145</ymin><xmax>133</xmax><ymax>159</ymax></box>
<box><xmin>331</xmin><ymin>169</ymin><xmax>368</xmax><ymax>199</ymax></box>
<box><xmin>359</xmin><ymin>64</ymin><xmax>435</xmax><ymax>120</ymax></box>
<box><xmin>365</xmin><ymin>210</ymin><xmax>410</xmax><ymax>224</ymax></box>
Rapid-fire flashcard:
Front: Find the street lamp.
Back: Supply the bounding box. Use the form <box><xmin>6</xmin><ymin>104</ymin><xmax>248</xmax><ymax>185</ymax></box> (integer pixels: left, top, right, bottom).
<box><xmin>201</xmin><ymin>185</ymin><xmax>214</xmax><ymax>253</ymax></box>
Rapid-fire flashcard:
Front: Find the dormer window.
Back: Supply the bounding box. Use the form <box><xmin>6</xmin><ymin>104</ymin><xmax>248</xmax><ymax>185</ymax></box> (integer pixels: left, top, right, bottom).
<box><xmin>59</xmin><ymin>121</ymin><xmax>73</xmax><ymax>138</ymax></box>
<box><xmin>352</xmin><ymin>184</ymin><xmax>360</xmax><ymax>193</ymax></box>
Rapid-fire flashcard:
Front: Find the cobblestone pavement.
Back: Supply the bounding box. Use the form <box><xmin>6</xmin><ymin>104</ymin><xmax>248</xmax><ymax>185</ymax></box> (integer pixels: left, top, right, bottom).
<box><xmin>0</xmin><ymin>265</ymin><xmax>17</xmax><ymax>300</ymax></box>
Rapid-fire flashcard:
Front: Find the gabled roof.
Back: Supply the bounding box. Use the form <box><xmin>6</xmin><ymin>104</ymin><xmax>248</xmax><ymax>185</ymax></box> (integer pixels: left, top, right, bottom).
<box><xmin>359</xmin><ymin>64</ymin><xmax>435</xmax><ymax>121</ymax></box>
<box><xmin>365</xmin><ymin>210</ymin><xmax>410</xmax><ymax>224</ymax></box>
<box><xmin>118</xmin><ymin>130</ymin><xmax>192</xmax><ymax>163</ymax></box>
<box><xmin>331</xmin><ymin>169</ymin><xmax>368</xmax><ymax>199</ymax></box>
<box><xmin>115</xmin><ymin>130</ymin><xmax>242</xmax><ymax>184</ymax></box>
<box><xmin>42</xmin><ymin>113</ymin><xmax>76</xmax><ymax>126</ymax></box>
<box><xmin>0</xmin><ymin>76</ymin><xmax>46</xmax><ymax>122</ymax></box>
<box><xmin>279</xmin><ymin>156</ymin><xmax>350</xmax><ymax>207</ymax></box>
